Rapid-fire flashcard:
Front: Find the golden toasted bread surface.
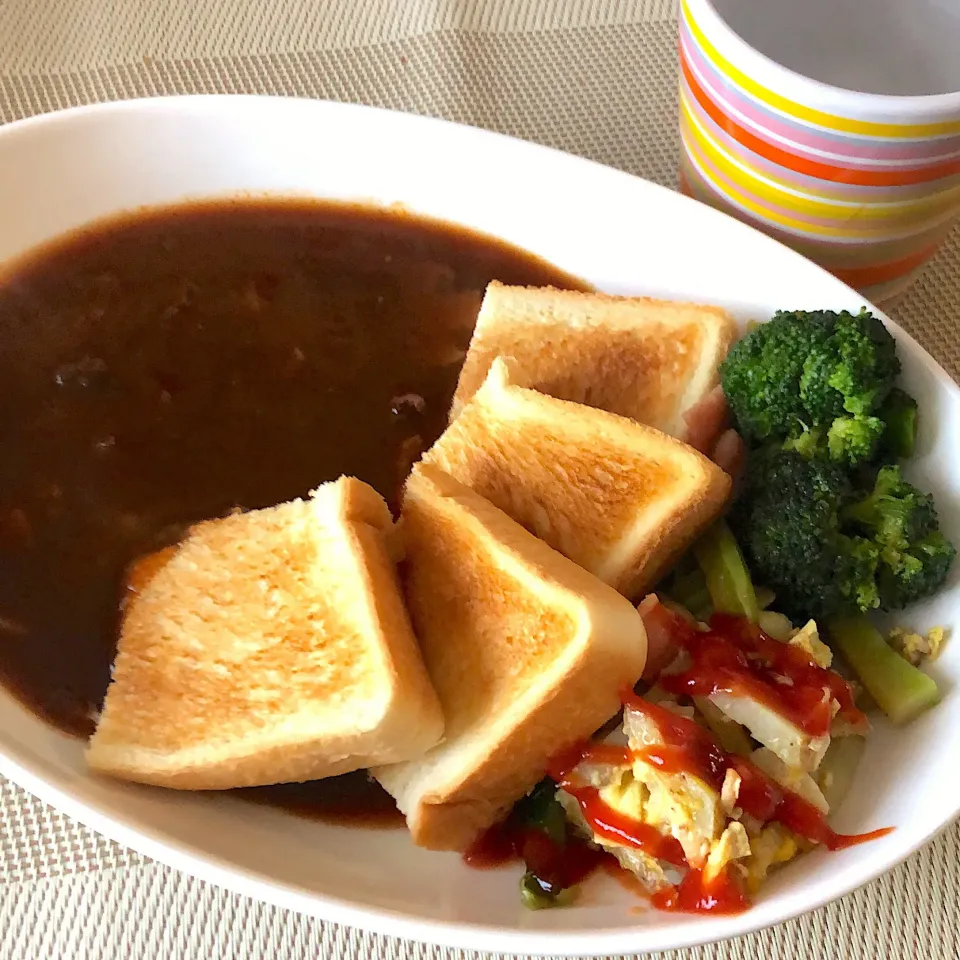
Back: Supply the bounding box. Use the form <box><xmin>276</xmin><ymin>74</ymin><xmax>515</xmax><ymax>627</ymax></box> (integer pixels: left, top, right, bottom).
<box><xmin>428</xmin><ymin>360</ymin><xmax>731</xmax><ymax>597</ymax></box>
<box><xmin>87</xmin><ymin>477</ymin><xmax>443</xmax><ymax>790</ymax></box>
<box><xmin>374</xmin><ymin>465</ymin><xmax>646</xmax><ymax>850</ymax></box>
<box><xmin>451</xmin><ymin>283</ymin><xmax>738</xmax><ymax>437</ymax></box>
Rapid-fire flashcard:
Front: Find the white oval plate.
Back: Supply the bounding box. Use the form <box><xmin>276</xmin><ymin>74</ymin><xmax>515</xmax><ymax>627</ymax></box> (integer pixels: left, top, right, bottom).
<box><xmin>0</xmin><ymin>96</ymin><xmax>957</xmax><ymax>957</ymax></box>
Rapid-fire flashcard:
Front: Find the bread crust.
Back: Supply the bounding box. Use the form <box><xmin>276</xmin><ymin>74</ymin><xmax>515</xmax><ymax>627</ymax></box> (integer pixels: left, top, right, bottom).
<box><xmin>428</xmin><ymin>359</ymin><xmax>732</xmax><ymax>599</ymax></box>
<box><xmin>451</xmin><ymin>282</ymin><xmax>738</xmax><ymax>438</ymax></box>
<box><xmin>373</xmin><ymin>465</ymin><xmax>647</xmax><ymax>850</ymax></box>
<box><xmin>86</xmin><ymin>477</ymin><xmax>444</xmax><ymax>790</ymax></box>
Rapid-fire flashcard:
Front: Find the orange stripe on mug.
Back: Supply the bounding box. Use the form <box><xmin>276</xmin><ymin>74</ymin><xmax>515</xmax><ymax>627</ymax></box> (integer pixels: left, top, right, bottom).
<box><xmin>830</xmin><ymin>238</ymin><xmax>944</xmax><ymax>287</ymax></box>
<box><xmin>681</xmin><ymin>55</ymin><xmax>960</xmax><ymax>187</ymax></box>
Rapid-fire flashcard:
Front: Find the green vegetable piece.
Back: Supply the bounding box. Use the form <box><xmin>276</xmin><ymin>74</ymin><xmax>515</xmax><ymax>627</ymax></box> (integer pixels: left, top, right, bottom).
<box><xmin>731</xmin><ymin>448</ymin><xmax>855</xmax><ymax>619</ymax></box>
<box><xmin>877</xmin><ymin>387</ymin><xmax>918</xmax><ymax>460</ymax></box>
<box><xmin>520</xmin><ymin>873</ymin><xmax>554</xmax><ymax>910</ymax></box>
<box><xmin>720</xmin><ymin>310</ymin><xmax>834</xmax><ymax>442</ymax></box>
<box><xmin>828</xmin><ymin>617</ymin><xmax>940</xmax><ymax>724</ymax></box>
<box><xmin>782</xmin><ymin>423</ymin><xmax>825</xmax><ymax>459</ymax></box>
<box><xmin>843</xmin><ymin>465</ymin><xmax>956</xmax><ymax>610</ymax></box>
<box><xmin>693</xmin><ymin>521</ymin><xmax>759</xmax><ymax>621</ymax></box>
<box><xmin>835</xmin><ymin>533</ymin><xmax>881</xmax><ymax>613</ymax></box>
<box><xmin>754</xmin><ymin>586</ymin><xmax>776</xmax><ymax>610</ymax></box>
<box><xmin>693</xmin><ymin>696</ymin><xmax>755</xmax><ymax>756</ymax></box>
<box><xmin>826</xmin><ymin>415</ymin><xmax>884</xmax><ymax>466</ymax></box>
<box><xmin>720</xmin><ymin>308</ymin><xmax>899</xmax><ymax>456</ymax></box>
<box><xmin>757</xmin><ymin>609</ymin><xmax>793</xmax><ymax>641</ymax></box>
<box><xmin>801</xmin><ymin>308</ymin><xmax>899</xmax><ymax>420</ymax></box>
<box><xmin>815</xmin><ymin>735</ymin><xmax>866</xmax><ymax>814</ymax></box>
<box><xmin>732</xmin><ymin>448</ymin><xmax>955</xmax><ymax>620</ymax></box>
<box><xmin>519</xmin><ymin>872</ymin><xmax>577</xmax><ymax>910</ymax></box>
<box><xmin>876</xmin><ymin>531</ymin><xmax>957</xmax><ymax>610</ymax></box>
<box><xmin>783</xmin><ymin>416</ymin><xmax>884</xmax><ymax>467</ymax></box>
<box><xmin>513</xmin><ymin>780</ymin><xmax>567</xmax><ymax>846</ymax></box>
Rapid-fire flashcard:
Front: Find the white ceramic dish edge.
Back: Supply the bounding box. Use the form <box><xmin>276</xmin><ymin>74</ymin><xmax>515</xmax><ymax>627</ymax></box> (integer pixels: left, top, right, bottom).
<box><xmin>0</xmin><ymin>96</ymin><xmax>956</xmax><ymax>956</ymax></box>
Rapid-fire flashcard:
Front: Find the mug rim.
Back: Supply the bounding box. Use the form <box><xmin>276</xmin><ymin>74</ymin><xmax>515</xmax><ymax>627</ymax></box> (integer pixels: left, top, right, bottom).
<box><xmin>687</xmin><ymin>0</ymin><xmax>960</xmax><ymax>121</ymax></box>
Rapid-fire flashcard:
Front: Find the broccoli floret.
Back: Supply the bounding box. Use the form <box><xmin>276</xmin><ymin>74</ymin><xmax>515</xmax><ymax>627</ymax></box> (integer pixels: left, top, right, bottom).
<box><xmin>730</xmin><ymin>448</ymin><xmax>866</xmax><ymax>619</ymax></box>
<box><xmin>844</xmin><ymin>465</ymin><xmax>936</xmax><ymax>545</ymax></box>
<box><xmin>876</xmin><ymin>387</ymin><xmax>918</xmax><ymax>460</ymax></box>
<box><xmin>844</xmin><ymin>465</ymin><xmax>956</xmax><ymax>609</ymax></box>
<box><xmin>782</xmin><ymin>423</ymin><xmax>824</xmax><ymax>459</ymax></box>
<box><xmin>730</xmin><ymin>451</ymin><xmax>955</xmax><ymax>619</ymax></box>
<box><xmin>720</xmin><ymin>311</ymin><xmax>834</xmax><ymax>442</ymax></box>
<box><xmin>783</xmin><ymin>415</ymin><xmax>884</xmax><ymax>466</ymax></box>
<box><xmin>800</xmin><ymin>309</ymin><xmax>899</xmax><ymax>420</ymax></box>
<box><xmin>836</xmin><ymin>533</ymin><xmax>881</xmax><ymax>612</ymax></box>
<box><xmin>720</xmin><ymin>308</ymin><xmax>899</xmax><ymax>450</ymax></box>
<box><xmin>826</xmin><ymin>416</ymin><xmax>885</xmax><ymax>465</ymax></box>
<box><xmin>877</xmin><ymin>532</ymin><xmax>956</xmax><ymax>610</ymax></box>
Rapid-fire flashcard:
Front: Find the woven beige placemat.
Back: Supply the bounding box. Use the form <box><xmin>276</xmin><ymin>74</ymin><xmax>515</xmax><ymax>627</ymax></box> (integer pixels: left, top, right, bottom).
<box><xmin>0</xmin><ymin>1</ymin><xmax>959</xmax><ymax>957</ymax></box>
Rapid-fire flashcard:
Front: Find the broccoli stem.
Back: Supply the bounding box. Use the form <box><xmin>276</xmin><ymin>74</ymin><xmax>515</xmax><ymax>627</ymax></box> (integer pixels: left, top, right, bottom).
<box><xmin>828</xmin><ymin>618</ymin><xmax>940</xmax><ymax>724</ymax></box>
<box><xmin>694</xmin><ymin>522</ymin><xmax>760</xmax><ymax>621</ymax></box>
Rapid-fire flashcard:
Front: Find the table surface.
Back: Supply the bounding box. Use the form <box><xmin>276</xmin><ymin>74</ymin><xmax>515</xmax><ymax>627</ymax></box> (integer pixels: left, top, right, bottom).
<box><xmin>0</xmin><ymin>1</ymin><xmax>959</xmax><ymax>958</ymax></box>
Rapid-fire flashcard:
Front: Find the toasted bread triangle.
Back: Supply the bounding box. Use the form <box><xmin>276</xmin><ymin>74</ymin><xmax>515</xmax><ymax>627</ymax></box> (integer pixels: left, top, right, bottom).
<box><xmin>451</xmin><ymin>283</ymin><xmax>737</xmax><ymax>437</ymax></box>
<box><xmin>86</xmin><ymin>477</ymin><xmax>443</xmax><ymax>790</ymax></box>
<box><xmin>374</xmin><ymin>464</ymin><xmax>646</xmax><ymax>849</ymax></box>
<box><xmin>427</xmin><ymin>358</ymin><xmax>731</xmax><ymax>598</ymax></box>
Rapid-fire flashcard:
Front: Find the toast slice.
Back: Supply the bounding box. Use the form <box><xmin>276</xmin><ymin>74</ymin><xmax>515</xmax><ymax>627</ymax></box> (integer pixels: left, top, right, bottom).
<box><xmin>373</xmin><ymin>464</ymin><xmax>647</xmax><ymax>850</ymax></box>
<box><xmin>450</xmin><ymin>283</ymin><xmax>738</xmax><ymax>438</ymax></box>
<box><xmin>426</xmin><ymin>358</ymin><xmax>731</xmax><ymax>598</ymax></box>
<box><xmin>86</xmin><ymin>477</ymin><xmax>444</xmax><ymax>790</ymax></box>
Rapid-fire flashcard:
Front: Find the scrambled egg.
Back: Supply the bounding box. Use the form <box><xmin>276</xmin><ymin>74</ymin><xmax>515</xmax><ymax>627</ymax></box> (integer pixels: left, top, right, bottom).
<box><xmin>623</xmin><ymin>704</ymin><xmax>727</xmax><ymax>867</ymax></box>
<box><xmin>888</xmin><ymin>626</ymin><xmax>948</xmax><ymax>666</ymax></box>
<box><xmin>759</xmin><ymin>612</ymin><xmax>833</xmax><ymax>669</ymax></box>
<box><xmin>704</xmin><ymin>822</ymin><xmax>751</xmax><ymax>884</ymax></box>
<box><xmin>557</xmin><ymin>760</ymin><xmax>670</xmax><ymax>893</ymax></box>
<box><xmin>789</xmin><ymin>620</ymin><xmax>833</xmax><ymax>669</ymax></box>
<box><xmin>742</xmin><ymin>822</ymin><xmax>799</xmax><ymax>894</ymax></box>
<box><xmin>557</xmin><ymin>669</ymin><xmax>858</xmax><ymax>901</ymax></box>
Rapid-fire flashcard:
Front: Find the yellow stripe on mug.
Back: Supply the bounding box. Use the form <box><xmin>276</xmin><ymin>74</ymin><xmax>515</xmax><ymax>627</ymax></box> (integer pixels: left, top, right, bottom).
<box><xmin>681</xmin><ymin>0</ymin><xmax>960</xmax><ymax>138</ymax></box>
<box><xmin>681</xmin><ymin>94</ymin><xmax>960</xmax><ymax>230</ymax></box>
<box><xmin>680</xmin><ymin>116</ymin><xmax>956</xmax><ymax>241</ymax></box>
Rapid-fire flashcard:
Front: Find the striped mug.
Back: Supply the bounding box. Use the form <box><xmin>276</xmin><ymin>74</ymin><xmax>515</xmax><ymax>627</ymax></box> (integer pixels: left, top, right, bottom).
<box><xmin>678</xmin><ymin>0</ymin><xmax>960</xmax><ymax>304</ymax></box>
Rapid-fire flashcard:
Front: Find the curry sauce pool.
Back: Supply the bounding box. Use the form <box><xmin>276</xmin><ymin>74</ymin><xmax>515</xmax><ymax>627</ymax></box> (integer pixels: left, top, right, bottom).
<box><xmin>0</xmin><ymin>197</ymin><xmax>583</xmax><ymax>819</ymax></box>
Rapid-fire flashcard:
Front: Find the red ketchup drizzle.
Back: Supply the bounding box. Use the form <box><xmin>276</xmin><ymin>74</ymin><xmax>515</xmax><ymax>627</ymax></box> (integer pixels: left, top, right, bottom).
<box><xmin>547</xmin><ymin>742</ymin><xmax>687</xmax><ymax>867</ymax></box>
<box><xmin>622</xmin><ymin>689</ymin><xmax>892</xmax><ymax>852</ymax></box>
<box><xmin>466</xmin><ymin>608</ymin><xmax>892</xmax><ymax>919</ymax></box>
<box><xmin>651</xmin><ymin>867</ymin><xmax>748</xmax><ymax>915</ymax></box>
<box><xmin>463</xmin><ymin>795</ymin><xmax>607</xmax><ymax>890</ymax></box>
<box><xmin>659</xmin><ymin>612</ymin><xmax>865</xmax><ymax>738</ymax></box>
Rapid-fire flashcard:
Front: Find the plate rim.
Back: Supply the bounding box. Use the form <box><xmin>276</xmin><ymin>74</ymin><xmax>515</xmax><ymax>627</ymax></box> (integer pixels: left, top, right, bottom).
<box><xmin>0</xmin><ymin>93</ymin><xmax>957</xmax><ymax>956</ymax></box>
